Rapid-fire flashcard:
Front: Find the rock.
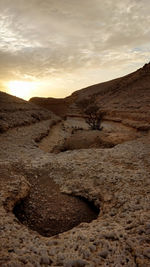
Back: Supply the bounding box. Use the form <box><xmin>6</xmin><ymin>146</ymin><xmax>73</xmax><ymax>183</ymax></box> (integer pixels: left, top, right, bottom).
<box><xmin>143</xmin><ymin>247</ymin><xmax>150</xmax><ymax>259</ymax></box>
<box><xmin>64</xmin><ymin>259</ymin><xmax>88</xmax><ymax>267</ymax></box>
<box><xmin>40</xmin><ymin>255</ymin><xmax>52</xmax><ymax>265</ymax></box>
<box><xmin>89</xmin><ymin>245</ymin><xmax>96</xmax><ymax>252</ymax></box>
<box><xmin>98</xmin><ymin>250</ymin><xmax>108</xmax><ymax>258</ymax></box>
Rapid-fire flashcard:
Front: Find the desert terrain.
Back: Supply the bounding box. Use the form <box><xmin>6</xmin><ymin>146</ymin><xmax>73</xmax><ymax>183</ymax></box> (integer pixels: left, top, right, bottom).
<box><xmin>0</xmin><ymin>63</ymin><xmax>150</xmax><ymax>266</ymax></box>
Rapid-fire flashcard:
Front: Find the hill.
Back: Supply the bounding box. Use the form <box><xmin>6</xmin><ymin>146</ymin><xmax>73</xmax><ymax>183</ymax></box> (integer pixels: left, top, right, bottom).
<box><xmin>30</xmin><ymin>62</ymin><xmax>150</xmax><ymax>130</ymax></box>
<box><xmin>0</xmin><ymin>91</ymin><xmax>57</xmax><ymax>133</ymax></box>
<box><xmin>30</xmin><ymin>96</ymin><xmax>71</xmax><ymax>117</ymax></box>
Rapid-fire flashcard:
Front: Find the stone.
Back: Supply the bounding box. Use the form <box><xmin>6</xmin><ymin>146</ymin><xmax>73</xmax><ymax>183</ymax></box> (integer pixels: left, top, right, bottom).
<box><xmin>98</xmin><ymin>250</ymin><xmax>108</xmax><ymax>258</ymax></box>
<box><xmin>143</xmin><ymin>248</ymin><xmax>150</xmax><ymax>259</ymax></box>
<box><xmin>64</xmin><ymin>259</ymin><xmax>88</xmax><ymax>267</ymax></box>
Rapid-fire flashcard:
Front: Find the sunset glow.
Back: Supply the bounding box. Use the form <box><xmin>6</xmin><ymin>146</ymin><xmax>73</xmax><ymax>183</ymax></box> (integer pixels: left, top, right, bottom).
<box><xmin>0</xmin><ymin>0</ymin><xmax>150</xmax><ymax>99</ymax></box>
<box><xmin>7</xmin><ymin>81</ymin><xmax>36</xmax><ymax>100</ymax></box>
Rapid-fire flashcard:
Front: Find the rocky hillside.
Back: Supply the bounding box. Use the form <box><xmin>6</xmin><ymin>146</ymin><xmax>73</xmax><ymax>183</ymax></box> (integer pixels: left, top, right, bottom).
<box><xmin>73</xmin><ymin>62</ymin><xmax>150</xmax><ymax>130</ymax></box>
<box><xmin>30</xmin><ymin>63</ymin><xmax>150</xmax><ymax>130</ymax></box>
<box><xmin>0</xmin><ymin>91</ymin><xmax>58</xmax><ymax>133</ymax></box>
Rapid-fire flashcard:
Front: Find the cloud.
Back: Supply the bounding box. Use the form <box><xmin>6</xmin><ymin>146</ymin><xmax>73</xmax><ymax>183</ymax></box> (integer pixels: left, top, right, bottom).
<box><xmin>0</xmin><ymin>0</ymin><xmax>150</xmax><ymax>97</ymax></box>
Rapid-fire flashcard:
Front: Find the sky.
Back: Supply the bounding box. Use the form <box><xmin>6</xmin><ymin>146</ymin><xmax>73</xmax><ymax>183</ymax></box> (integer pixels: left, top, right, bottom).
<box><xmin>0</xmin><ymin>0</ymin><xmax>150</xmax><ymax>100</ymax></box>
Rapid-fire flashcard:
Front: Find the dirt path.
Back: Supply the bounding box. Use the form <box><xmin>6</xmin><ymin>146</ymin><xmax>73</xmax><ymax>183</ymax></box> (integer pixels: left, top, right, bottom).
<box><xmin>39</xmin><ymin>121</ymin><xmax>68</xmax><ymax>153</ymax></box>
<box><xmin>39</xmin><ymin>118</ymin><xmax>88</xmax><ymax>153</ymax></box>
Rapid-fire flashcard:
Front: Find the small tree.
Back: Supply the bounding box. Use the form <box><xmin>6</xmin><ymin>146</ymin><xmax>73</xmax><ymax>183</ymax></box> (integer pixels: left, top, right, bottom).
<box><xmin>77</xmin><ymin>99</ymin><xmax>104</xmax><ymax>130</ymax></box>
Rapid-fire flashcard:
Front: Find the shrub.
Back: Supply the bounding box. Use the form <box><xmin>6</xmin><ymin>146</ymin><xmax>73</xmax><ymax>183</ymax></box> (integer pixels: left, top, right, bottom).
<box><xmin>77</xmin><ymin>99</ymin><xmax>105</xmax><ymax>130</ymax></box>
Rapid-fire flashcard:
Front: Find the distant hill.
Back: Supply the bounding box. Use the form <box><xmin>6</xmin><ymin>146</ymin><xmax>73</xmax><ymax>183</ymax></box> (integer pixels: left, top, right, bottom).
<box><xmin>30</xmin><ymin>62</ymin><xmax>150</xmax><ymax>130</ymax></box>
<box><xmin>0</xmin><ymin>91</ymin><xmax>56</xmax><ymax>133</ymax></box>
<box><xmin>30</xmin><ymin>97</ymin><xmax>72</xmax><ymax>117</ymax></box>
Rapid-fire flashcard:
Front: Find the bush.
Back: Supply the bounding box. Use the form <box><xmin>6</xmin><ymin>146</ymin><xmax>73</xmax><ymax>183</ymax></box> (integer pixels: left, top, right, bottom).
<box><xmin>77</xmin><ymin>99</ymin><xmax>105</xmax><ymax>130</ymax></box>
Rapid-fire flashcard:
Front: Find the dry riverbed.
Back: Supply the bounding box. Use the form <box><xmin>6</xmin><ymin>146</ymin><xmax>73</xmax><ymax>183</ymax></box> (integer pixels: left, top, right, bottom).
<box><xmin>39</xmin><ymin>117</ymin><xmax>142</xmax><ymax>153</ymax></box>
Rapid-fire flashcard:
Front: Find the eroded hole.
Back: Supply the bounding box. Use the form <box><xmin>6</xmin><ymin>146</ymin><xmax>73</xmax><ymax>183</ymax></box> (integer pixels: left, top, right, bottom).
<box><xmin>13</xmin><ymin>173</ymin><xmax>99</xmax><ymax>237</ymax></box>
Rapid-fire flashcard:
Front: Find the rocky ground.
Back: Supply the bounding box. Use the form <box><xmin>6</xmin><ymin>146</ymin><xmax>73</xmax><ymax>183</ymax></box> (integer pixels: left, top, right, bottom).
<box><xmin>0</xmin><ymin>108</ymin><xmax>150</xmax><ymax>266</ymax></box>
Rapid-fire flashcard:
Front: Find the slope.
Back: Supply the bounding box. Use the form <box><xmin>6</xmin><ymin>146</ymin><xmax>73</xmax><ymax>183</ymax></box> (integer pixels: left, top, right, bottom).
<box><xmin>0</xmin><ymin>91</ymin><xmax>57</xmax><ymax>133</ymax></box>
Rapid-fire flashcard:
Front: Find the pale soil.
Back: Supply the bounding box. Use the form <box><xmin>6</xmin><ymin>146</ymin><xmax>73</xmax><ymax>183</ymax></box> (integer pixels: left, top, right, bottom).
<box><xmin>39</xmin><ymin>121</ymin><xmax>70</xmax><ymax>153</ymax></box>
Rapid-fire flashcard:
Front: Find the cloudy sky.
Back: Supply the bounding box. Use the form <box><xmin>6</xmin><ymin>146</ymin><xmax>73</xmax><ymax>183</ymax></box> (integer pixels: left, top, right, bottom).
<box><xmin>0</xmin><ymin>0</ymin><xmax>150</xmax><ymax>100</ymax></box>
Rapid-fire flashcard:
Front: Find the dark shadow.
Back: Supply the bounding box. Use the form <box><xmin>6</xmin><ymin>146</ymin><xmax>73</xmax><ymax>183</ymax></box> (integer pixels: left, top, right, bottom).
<box><xmin>13</xmin><ymin>194</ymin><xmax>100</xmax><ymax>237</ymax></box>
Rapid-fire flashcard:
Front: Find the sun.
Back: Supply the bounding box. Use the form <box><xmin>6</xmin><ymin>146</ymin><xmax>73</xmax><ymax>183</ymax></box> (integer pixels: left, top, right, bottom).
<box><xmin>7</xmin><ymin>80</ymin><xmax>36</xmax><ymax>100</ymax></box>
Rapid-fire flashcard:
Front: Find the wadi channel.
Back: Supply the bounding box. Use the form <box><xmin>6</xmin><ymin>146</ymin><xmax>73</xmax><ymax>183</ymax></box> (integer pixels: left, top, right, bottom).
<box><xmin>0</xmin><ymin>63</ymin><xmax>150</xmax><ymax>267</ymax></box>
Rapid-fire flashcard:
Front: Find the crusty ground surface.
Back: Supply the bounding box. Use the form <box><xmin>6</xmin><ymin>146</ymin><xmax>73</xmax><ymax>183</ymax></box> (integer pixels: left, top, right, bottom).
<box><xmin>0</xmin><ymin>114</ymin><xmax>150</xmax><ymax>266</ymax></box>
